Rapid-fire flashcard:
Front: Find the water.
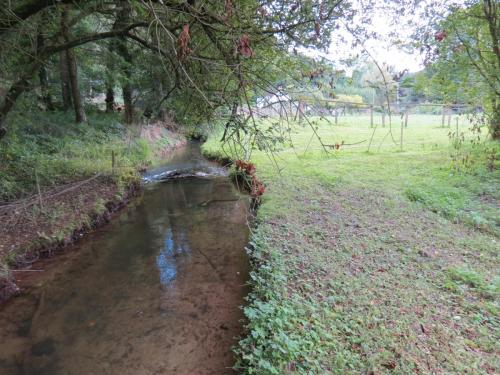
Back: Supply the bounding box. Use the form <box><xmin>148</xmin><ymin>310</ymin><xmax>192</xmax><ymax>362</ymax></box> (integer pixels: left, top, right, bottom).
<box><xmin>0</xmin><ymin>143</ymin><xmax>250</xmax><ymax>374</ymax></box>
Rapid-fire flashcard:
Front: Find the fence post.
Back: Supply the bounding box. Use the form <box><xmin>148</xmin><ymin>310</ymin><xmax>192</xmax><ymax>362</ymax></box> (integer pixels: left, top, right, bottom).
<box><xmin>447</xmin><ymin>108</ymin><xmax>452</xmax><ymax>127</ymax></box>
<box><xmin>400</xmin><ymin>117</ymin><xmax>404</xmax><ymax>151</ymax></box>
<box><xmin>404</xmin><ymin>111</ymin><xmax>409</xmax><ymax>128</ymax></box>
<box><xmin>455</xmin><ymin>117</ymin><xmax>459</xmax><ymax>141</ymax></box>
<box><xmin>35</xmin><ymin>170</ymin><xmax>43</xmax><ymax>212</ymax></box>
<box><xmin>441</xmin><ymin>106</ymin><xmax>446</xmax><ymax>127</ymax></box>
<box><xmin>370</xmin><ymin>105</ymin><xmax>374</xmax><ymax>128</ymax></box>
<box><xmin>298</xmin><ymin>101</ymin><xmax>304</xmax><ymax>126</ymax></box>
<box><xmin>382</xmin><ymin>110</ymin><xmax>386</xmax><ymax>127</ymax></box>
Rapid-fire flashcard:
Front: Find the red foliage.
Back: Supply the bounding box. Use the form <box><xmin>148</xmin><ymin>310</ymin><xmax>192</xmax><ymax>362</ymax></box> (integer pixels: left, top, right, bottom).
<box><xmin>237</xmin><ymin>35</ymin><xmax>255</xmax><ymax>57</ymax></box>
<box><xmin>177</xmin><ymin>24</ymin><xmax>192</xmax><ymax>60</ymax></box>
<box><xmin>235</xmin><ymin>160</ymin><xmax>255</xmax><ymax>174</ymax></box>
<box><xmin>235</xmin><ymin>160</ymin><xmax>265</xmax><ymax>198</ymax></box>
<box><xmin>257</xmin><ymin>7</ymin><xmax>267</xmax><ymax>18</ymax></box>
<box><xmin>251</xmin><ymin>175</ymin><xmax>266</xmax><ymax>197</ymax></box>
<box><xmin>434</xmin><ymin>30</ymin><xmax>447</xmax><ymax>42</ymax></box>
<box><xmin>315</xmin><ymin>22</ymin><xmax>321</xmax><ymax>37</ymax></box>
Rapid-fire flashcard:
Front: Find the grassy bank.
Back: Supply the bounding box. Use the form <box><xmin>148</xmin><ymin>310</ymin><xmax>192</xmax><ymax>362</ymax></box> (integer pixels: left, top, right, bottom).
<box><xmin>203</xmin><ymin>115</ymin><xmax>499</xmax><ymax>374</ymax></box>
<box><xmin>0</xmin><ymin>111</ymin><xmax>179</xmax><ymax>202</ymax></box>
<box><xmin>0</xmin><ymin>110</ymin><xmax>184</xmax><ymax>301</ymax></box>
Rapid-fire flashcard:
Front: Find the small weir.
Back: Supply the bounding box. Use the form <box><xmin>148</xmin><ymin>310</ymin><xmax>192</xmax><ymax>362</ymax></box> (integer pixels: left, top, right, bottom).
<box><xmin>0</xmin><ymin>143</ymin><xmax>250</xmax><ymax>374</ymax></box>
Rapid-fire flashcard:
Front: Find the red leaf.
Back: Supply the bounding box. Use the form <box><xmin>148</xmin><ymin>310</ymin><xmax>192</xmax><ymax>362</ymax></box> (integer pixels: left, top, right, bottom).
<box><xmin>177</xmin><ymin>24</ymin><xmax>192</xmax><ymax>60</ymax></box>
<box><xmin>237</xmin><ymin>35</ymin><xmax>254</xmax><ymax>57</ymax></box>
<box><xmin>434</xmin><ymin>30</ymin><xmax>447</xmax><ymax>42</ymax></box>
<box><xmin>315</xmin><ymin>22</ymin><xmax>321</xmax><ymax>37</ymax></box>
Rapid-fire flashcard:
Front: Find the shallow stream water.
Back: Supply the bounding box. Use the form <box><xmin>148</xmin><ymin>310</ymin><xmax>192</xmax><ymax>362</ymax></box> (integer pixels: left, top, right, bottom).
<box><xmin>0</xmin><ymin>143</ymin><xmax>250</xmax><ymax>374</ymax></box>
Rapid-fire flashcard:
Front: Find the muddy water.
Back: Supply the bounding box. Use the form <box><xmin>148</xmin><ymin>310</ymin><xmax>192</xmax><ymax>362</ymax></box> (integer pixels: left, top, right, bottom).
<box><xmin>0</xmin><ymin>143</ymin><xmax>250</xmax><ymax>375</ymax></box>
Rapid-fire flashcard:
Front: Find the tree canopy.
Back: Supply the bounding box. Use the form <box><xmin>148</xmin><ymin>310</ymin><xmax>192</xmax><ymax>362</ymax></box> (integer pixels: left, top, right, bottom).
<box><xmin>414</xmin><ymin>0</ymin><xmax>499</xmax><ymax>138</ymax></box>
<box><xmin>0</xmin><ymin>0</ymin><xmax>352</xmax><ymax>140</ymax></box>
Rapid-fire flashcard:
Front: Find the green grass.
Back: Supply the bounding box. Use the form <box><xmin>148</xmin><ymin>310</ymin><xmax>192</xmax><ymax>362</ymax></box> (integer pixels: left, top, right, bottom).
<box><xmin>0</xmin><ymin>110</ymin><xmax>174</xmax><ymax>202</ymax></box>
<box><xmin>203</xmin><ymin>114</ymin><xmax>500</xmax><ymax>374</ymax></box>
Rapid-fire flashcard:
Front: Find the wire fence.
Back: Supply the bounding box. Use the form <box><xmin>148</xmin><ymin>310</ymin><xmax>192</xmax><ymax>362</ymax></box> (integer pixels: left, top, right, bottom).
<box><xmin>243</xmin><ymin>99</ymin><xmax>488</xmax><ymax>154</ymax></box>
<box><xmin>252</xmin><ymin>98</ymin><xmax>480</xmax><ymax>127</ymax></box>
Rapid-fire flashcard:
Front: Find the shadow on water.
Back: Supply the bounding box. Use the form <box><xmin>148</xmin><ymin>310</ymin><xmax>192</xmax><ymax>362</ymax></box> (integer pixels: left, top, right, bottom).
<box><xmin>0</xmin><ymin>143</ymin><xmax>251</xmax><ymax>375</ymax></box>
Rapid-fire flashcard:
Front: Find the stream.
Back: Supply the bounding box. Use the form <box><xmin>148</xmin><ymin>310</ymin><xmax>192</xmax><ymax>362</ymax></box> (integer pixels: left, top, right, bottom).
<box><xmin>0</xmin><ymin>143</ymin><xmax>251</xmax><ymax>374</ymax></box>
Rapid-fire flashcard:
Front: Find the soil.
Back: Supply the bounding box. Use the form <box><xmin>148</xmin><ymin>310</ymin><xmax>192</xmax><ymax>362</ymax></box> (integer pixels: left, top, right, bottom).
<box><xmin>0</xmin><ymin>176</ymin><xmax>140</xmax><ymax>303</ymax></box>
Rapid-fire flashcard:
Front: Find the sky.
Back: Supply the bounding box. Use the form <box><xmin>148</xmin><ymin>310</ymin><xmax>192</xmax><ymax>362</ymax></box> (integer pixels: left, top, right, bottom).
<box><xmin>301</xmin><ymin>0</ymin><xmax>437</xmax><ymax>75</ymax></box>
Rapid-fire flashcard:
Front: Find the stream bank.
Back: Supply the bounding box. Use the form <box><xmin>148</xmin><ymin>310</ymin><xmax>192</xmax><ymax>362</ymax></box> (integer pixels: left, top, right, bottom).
<box><xmin>0</xmin><ymin>142</ymin><xmax>252</xmax><ymax>374</ymax></box>
<box><xmin>0</xmin><ymin>124</ymin><xmax>186</xmax><ymax>304</ymax></box>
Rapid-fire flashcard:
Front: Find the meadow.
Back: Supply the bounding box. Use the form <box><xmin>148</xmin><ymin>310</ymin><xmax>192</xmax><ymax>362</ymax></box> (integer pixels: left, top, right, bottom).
<box><xmin>203</xmin><ymin>114</ymin><xmax>500</xmax><ymax>374</ymax></box>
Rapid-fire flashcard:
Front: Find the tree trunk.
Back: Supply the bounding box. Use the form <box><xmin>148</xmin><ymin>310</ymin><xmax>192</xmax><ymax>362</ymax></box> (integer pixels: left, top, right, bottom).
<box><xmin>59</xmin><ymin>52</ymin><xmax>72</xmax><ymax>110</ymax></box>
<box><xmin>122</xmin><ymin>82</ymin><xmax>133</xmax><ymax>124</ymax></box>
<box><xmin>483</xmin><ymin>0</ymin><xmax>499</xmax><ymax>139</ymax></box>
<box><xmin>39</xmin><ymin>64</ymin><xmax>54</xmax><ymax>111</ymax></box>
<box><xmin>66</xmin><ymin>47</ymin><xmax>86</xmax><ymax>122</ymax></box>
<box><xmin>61</xmin><ymin>6</ymin><xmax>85</xmax><ymax>123</ymax></box>
<box><xmin>105</xmin><ymin>86</ymin><xmax>115</xmax><ymax>113</ymax></box>
<box><xmin>0</xmin><ymin>63</ymin><xmax>41</xmax><ymax>139</ymax></box>
<box><xmin>491</xmin><ymin>97</ymin><xmax>500</xmax><ymax>140</ymax></box>
<box><xmin>37</xmin><ymin>29</ymin><xmax>54</xmax><ymax>111</ymax></box>
<box><xmin>0</xmin><ymin>80</ymin><xmax>30</xmax><ymax>138</ymax></box>
<box><xmin>114</xmin><ymin>1</ymin><xmax>134</xmax><ymax>124</ymax></box>
<box><xmin>298</xmin><ymin>100</ymin><xmax>304</xmax><ymax>125</ymax></box>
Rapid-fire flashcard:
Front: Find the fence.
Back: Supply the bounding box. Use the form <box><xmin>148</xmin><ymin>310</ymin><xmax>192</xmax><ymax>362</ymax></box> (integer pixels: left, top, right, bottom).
<box><xmin>243</xmin><ymin>97</ymin><xmax>488</xmax><ymax>154</ymax></box>
<box><xmin>253</xmin><ymin>98</ymin><xmax>480</xmax><ymax>128</ymax></box>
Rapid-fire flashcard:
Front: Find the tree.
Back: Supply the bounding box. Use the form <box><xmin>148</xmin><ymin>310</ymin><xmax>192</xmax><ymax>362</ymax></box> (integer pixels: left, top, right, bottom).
<box><xmin>0</xmin><ymin>0</ymin><xmax>353</xmax><ymax>139</ymax></box>
<box><xmin>416</xmin><ymin>0</ymin><xmax>499</xmax><ymax>139</ymax></box>
<box><xmin>361</xmin><ymin>62</ymin><xmax>397</xmax><ymax>108</ymax></box>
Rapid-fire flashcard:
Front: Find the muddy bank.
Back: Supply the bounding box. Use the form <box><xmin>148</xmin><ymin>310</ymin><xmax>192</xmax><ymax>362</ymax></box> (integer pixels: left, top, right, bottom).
<box><xmin>0</xmin><ymin>142</ymin><xmax>251</xmax><ymax>374</ymax></box>
<box><xmin>0</xmin><ymin>179</ymin><xmax>140</xmax><ymax>303</ymax></box>
<box><xmin>0</xmin><ymin>128</ymin><xmax>187</xmax><ymax>304</ymax></box>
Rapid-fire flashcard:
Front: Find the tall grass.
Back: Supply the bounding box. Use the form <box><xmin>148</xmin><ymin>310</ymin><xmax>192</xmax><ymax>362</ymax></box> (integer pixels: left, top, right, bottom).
<box><xmin>0</xmin><ymin>111</ymin><xmax>155</xmax><ymax>202</ymax></box>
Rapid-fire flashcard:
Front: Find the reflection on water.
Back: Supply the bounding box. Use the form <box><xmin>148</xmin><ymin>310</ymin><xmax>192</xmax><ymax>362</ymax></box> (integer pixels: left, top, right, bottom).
<box><xmin>157</xmin><ymin>229</ymin><xmax>190</xmax><ymax>285</ymax></box>
<box><xmin>0</xmin><ymin>143</ymin><xmax>250</xmax><ymax>375</ymax></box>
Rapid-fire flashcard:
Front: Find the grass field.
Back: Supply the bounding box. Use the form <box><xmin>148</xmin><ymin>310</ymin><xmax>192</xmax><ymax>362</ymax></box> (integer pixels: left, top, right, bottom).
<box><xmin>203</xmin><ymin>114</ymin><xmax>500</xmax><ymax>374</ymax></box>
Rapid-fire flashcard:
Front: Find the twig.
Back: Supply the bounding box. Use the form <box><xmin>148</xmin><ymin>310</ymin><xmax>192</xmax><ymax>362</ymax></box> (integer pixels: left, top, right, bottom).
<box><xmin>0</xmin><ymin>173</ymin><xmax>102</xmax><ymax>212</ymax></box>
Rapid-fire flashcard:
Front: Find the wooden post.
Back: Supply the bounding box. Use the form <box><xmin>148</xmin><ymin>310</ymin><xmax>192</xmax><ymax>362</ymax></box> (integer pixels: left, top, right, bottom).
<box><xmin>35</xmin><ymin>170</ymin><xmax>43</xmax><ymax>212</ymax></box>
<box><xmin>404</xmin><ymin>111</ymin><xmax>409</xmax><ymax>128</ymax></box>
<box><xmin>370</xmin><ymin>105</ymin><xmax>374</xmax><ymax>128</ymax></box>
<box><xmin>455</xmin><ymin>117</ymin><xmax>459</xmax><ymax>141</ymax></box>
<box><xmin>111</xmin><ymin>150</ymin><xmax>115</xmax><ymax>176</ymax></box>
<box><xmin>298</xmin><ymin>101</ymin><xmax>304</xmax><ymax>126</ymax></box>
<box><xmin>441</xmin><ymin>105</ymin><xmax>446</xmax><ymax>127</ymax></box>
<box><xmin>447</xmin><ymin>107</ymin><xmax>452</xmax><ymax>127</ymax></box>
<box><xmin>400</xmin><ymin>118</ymin><xmax>404</xmax><ymax>151</ymax></box>
<box><xmin>382</xmin><ymin>110</ymin><xmax>386</xmax><ymax>127</ymax></box>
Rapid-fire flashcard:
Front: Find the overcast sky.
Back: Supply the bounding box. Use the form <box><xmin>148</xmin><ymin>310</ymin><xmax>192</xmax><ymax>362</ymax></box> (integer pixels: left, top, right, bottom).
<box><xmin>300</xmin><ymin>0</ymin><xmax>441</xmax><ymax>74</ymax></box>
